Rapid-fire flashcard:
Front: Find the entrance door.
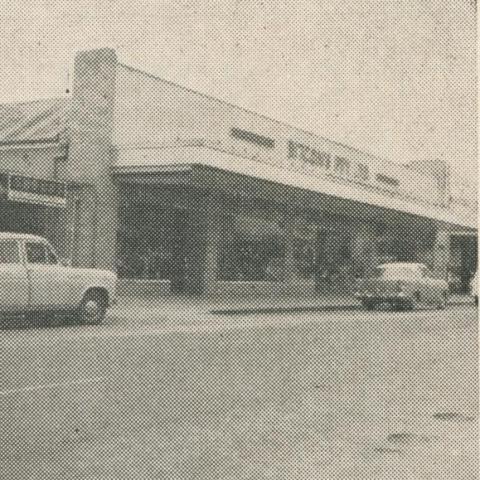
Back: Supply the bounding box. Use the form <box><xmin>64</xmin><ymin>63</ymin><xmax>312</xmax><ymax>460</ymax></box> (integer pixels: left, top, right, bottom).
<box><xmin>314</xmin><ymin>231</ymin><xmax>328</xmax><ymax>292</ymax></box>
<box><xmin>170</xmin><ymin>210</ymin><xmax>189</xmax><ymax>294</ymax></box>
<box><xmin>315</xmin><ymin>230</ymin><xmax>353</xmax><ymax>292</ymax></box>
<box><xmin>460</xmin><ymin>236</ymin><xmax>478</xmax><ymax>293</ymax></box>
<box><xmin>450</xmin><ymin>235</ymin><xmax>478</xmax><ymax>294</ymax></box>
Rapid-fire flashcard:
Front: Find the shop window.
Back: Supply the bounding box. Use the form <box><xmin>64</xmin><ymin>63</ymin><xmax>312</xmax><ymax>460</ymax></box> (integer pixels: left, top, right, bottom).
<box><xmin>218</xmin><ymin>239</ymin><xmax>285</xmax><ymax>282</ymax></box>
<box><xmin>334</xmin><ymin>157</ymin><xmax>350</xmax><ymax>177</ymax></box>
<box><xmin>116</xmin><ymin>204</ymin><xmax>186</xmax><ymax>280</ymax></box>
<box><xmin>293</xmin><ymin>239</ymin><xmax>316</xmax><ymax>280</ymax></box>
<box><xmin>218</xmin><ymin>214</ymin><xmax>285</xmax><ymax>282</ymax></box>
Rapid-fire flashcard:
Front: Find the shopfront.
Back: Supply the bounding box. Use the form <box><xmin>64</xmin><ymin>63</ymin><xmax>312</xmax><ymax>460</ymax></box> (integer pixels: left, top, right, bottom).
<box><xmin>114</xmin><ymin>171</ymin><xmax>386</xmax><ymax>297</ymax></box>
<box><xmin>0</xmin><ymin>48</ymin><xmax>476</xmax><ymax>300</ymax></box>
<box><xmin>0</xmin><ymin>171</ymin><xmax>74</xmax><ymax>258</ymax></box>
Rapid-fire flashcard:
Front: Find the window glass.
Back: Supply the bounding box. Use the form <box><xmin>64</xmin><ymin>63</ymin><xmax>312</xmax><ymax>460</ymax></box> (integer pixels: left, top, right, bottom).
<box><xmin>218</xmin><ymin>214</ymin><xmax>286</xmax><ymax>282</ymax></box>
<box><xmin>0</xmin><ymin>241</ymin><xmax>20</xmax><ymax>264</ymax></box>
<box><xmin>218</xmin><ymin>239</ymin><xmax>285</xmax><ymax>281</ymax></box>
<box><xmin>116</xmin><ymin>204</ymin><xmax>187</xmax><ymax>280</ymax></box>
<box><xmin>26</xmin><ymin>242</ymin><xmax>47</xmax><ymax>264</ymax></box>
<box><xmin>292</xmin><ymin>238</ymin><xmax>316</xmax><ymax>280</ymax></box>
<box><xmin>45</xmin><ymin>244</ymin><xmax>58</xmax><ymax>265</ymax></box>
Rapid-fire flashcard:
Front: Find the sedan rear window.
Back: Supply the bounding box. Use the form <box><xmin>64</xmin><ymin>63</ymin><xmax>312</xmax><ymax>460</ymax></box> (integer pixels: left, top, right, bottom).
<box><xmin>0</xmin><ymin>240</ymin><xmax>20</xmax><ymax>264</ymax></box>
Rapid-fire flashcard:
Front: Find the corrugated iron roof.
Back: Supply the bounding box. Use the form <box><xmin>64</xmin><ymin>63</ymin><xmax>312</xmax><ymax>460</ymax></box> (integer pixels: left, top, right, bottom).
<box><xmin>0</xmin><ymin>97</ymin><xmax>70</xmax><ymax>143</ymax></box>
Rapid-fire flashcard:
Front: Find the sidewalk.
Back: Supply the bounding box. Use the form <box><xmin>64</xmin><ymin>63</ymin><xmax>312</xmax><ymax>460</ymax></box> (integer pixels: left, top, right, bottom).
<box><xmin>109</xmin><ymin>292</ymin><xmax>474</xmax><ymax>322</ymax></box>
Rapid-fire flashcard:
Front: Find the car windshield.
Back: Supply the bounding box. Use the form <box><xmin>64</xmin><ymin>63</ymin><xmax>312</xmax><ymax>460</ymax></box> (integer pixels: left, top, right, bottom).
<box><xmin>372</xmin><ymin>265</ymin><xmax>420</xmax><ymax>279</ymax></box>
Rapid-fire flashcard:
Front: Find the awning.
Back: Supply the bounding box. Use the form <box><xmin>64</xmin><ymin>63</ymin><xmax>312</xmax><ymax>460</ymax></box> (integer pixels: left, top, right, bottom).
<box><xmin>112</xmin><ymin>145</ymin><xmax>477</xmax><ymax>230</ymax></box>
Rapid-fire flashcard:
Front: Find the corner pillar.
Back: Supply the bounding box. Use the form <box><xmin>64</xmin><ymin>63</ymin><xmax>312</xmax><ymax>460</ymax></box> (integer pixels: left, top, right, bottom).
<box><xmin>432</xmin><ymin>227</ymin><xmax>450</xmax><ymax>280</ymax></box>
<box><xmin>352</xmin><ymin>223</ymin><xmax>379</xmax><ymax>278</ymax></box>
<box><xmin>183</xmin><ymin>205</ymin><xmax>223</xmax><ymax>296</ymax></box>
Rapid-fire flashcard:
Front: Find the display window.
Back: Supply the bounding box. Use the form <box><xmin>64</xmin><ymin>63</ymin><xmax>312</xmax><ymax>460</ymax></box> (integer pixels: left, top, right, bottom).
<box><xmin>116</xmin><ymin>203</ymin><xmax>186</xmax><ymax>280</ymax></box>
<box><xmin>218</xmin><ymin>213</ymin><xmax>286</xmax><ymax>282</ymax></box>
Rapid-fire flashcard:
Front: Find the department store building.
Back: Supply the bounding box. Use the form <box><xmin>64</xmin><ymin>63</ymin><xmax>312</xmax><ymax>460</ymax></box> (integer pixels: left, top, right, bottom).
<box><xmin>0</xmin><ymin>48</ymin><xmax>477</xmax><ymax>296</ymax></box>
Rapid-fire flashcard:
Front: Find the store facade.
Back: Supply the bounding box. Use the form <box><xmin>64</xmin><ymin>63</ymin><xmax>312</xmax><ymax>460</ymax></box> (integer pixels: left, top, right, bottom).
<box><xmin>1</xmin><ymin>48</ymin><xmax>477</xmax><ymax>297</ymax></box>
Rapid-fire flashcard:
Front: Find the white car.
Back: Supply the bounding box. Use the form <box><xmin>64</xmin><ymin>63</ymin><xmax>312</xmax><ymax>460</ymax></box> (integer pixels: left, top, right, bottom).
<box><xmin>0</xmin><ymin>232</ymin><xmax>117</xmax><ymax>325</ymax></box>
<box><xmin>470</xmin><ymin>272</ymin><xmax>478</xmax><ymax>306</ymax></box>
<box><xmin>355</xmin><ymin>263</ymin><xmax>449</xmax><ymax>311</ymax></box>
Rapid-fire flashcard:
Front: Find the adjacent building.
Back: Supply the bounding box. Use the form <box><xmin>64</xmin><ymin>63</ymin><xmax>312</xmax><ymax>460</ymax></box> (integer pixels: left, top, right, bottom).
<box><xmin>0</xmin><ymin>48</ymin><xmax>477</xmax><ymax>296</ymax></box>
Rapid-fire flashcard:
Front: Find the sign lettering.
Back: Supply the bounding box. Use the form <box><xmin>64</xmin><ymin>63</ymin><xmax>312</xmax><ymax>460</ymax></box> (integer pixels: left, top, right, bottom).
<box><xmin>6</xmin><ymin>174</ymin><xmax>66</xmax><ymax>207</ymax></box>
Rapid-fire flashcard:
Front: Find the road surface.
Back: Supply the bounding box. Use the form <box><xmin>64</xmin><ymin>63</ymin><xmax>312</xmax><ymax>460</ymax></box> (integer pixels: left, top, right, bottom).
<box><xmin>0</xmin><ymin>305</ymin><xmax>477</xmax><ymax>479</ymax></box>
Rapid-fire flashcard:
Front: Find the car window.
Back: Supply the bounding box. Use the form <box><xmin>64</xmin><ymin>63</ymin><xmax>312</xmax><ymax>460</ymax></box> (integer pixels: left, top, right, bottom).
<box><xmin>25</xmin><ymin>242</ymin><xmax>48</xmax><ymax>264</ymax></box>
<box><xmin>44</xmin><ymin>244</ymin><xmax>58</xmax><ymax>265</ymax></box>
<box><xmin>0</xmin><ymin>240</ymin><xmax>20</xmax><ymax>264</ymax></box>
<box><xmin>25</xmin><ymin>242</ymin><xmax>58</xmax><ymax>265</ymax></box>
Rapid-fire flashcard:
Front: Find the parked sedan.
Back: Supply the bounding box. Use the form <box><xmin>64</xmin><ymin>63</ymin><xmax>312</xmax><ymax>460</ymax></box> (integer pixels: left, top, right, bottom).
<box><xmin>355</xmin><ymin>263</ymin><xmax>449</xmax><ymax>311</ymax></box>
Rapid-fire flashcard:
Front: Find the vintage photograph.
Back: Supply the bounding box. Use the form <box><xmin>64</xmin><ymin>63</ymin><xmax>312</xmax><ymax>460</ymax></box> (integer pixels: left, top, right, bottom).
<box><xmin>0</xmin><ymin>1</ymin><xmax>478</xmax><ymax>478</ymax></box>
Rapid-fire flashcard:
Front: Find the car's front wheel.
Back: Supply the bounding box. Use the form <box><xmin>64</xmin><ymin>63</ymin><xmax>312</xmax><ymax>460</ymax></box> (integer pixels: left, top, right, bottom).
<box><xmin>77</xmin><ymin>292</ymin><xmax>107</xmax><ymax>325</ymax></box>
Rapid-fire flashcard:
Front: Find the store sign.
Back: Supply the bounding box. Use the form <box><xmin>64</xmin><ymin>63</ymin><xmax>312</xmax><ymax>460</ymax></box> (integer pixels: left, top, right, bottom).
<box><xmin>5</xmin><ymin>174</ymin><xmax>66</xmax><ymax>207</ymax></box>
<box><xmin>288</xmin><ymin>140</ymin><xmax>332</xmax><ymax>171</ymax></box>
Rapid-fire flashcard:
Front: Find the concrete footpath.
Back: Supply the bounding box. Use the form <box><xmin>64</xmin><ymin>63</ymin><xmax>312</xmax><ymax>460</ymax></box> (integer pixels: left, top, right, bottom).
<box><xmin>109</xmin><ymin>292</ymin><xmax>475</xmax><ymax>322</ymax></box>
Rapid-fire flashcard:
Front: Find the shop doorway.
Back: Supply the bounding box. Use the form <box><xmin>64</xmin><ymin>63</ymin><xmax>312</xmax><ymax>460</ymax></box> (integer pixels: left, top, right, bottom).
<box><xmin>315</xmin><ymin>230</ymin><xmax>353</xmax><ymax>292</ymax></box>
<box><xmin>449</xmin><ymin>235</ymin><xmax>478</xmax><ymax>294</ymax></box>
<box><xmin>116</xmin><ymin>201</ymin><xmax>189</xmax><ymax>293</ymax></box>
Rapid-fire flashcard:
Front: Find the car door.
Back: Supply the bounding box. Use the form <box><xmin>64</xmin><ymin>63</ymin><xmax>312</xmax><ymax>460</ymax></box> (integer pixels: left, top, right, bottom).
<box><xmin>24</xmin><ymin>241</ymin><xmax>71</xmax><ymax>310</ymax></box>
<box><xmin>0</xmin><ymin>239</ymin><xmax>29</xmax><ymax>313</ymax></box>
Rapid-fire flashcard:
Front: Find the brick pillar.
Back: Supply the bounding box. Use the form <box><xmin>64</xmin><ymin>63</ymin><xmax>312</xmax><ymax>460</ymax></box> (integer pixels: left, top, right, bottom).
<box><xmin>432</xmin><ymin>227</ymin><xmax>450</xmax><ymax>280</ymax></box>
<box><xmin>352</xmin><ymin>223</ymin><xmax>378</xmax><ymax>278</ymax></box>
<box><xmin>182</xmin><ymin>211</ymin><xmax>205</xmax><ymax>295</ymax></box>
<box><xmin>204</xmin><ymin>214</ymin><xmax>223</xmax><ymax>295</ymax></box>
<box><xmin>68</xmin><ymin>48</ymin><xmax>119</xmax><ymax>271</ymax></box>
<box><xmin>283</xmin><ymin>222</ymin><xmax>297</xmax><ymax>283</ymax></box>
<box><xmin>180</xmin><ymin>201</ymin><xmax>226</xmax><ymax>296</ymax></box>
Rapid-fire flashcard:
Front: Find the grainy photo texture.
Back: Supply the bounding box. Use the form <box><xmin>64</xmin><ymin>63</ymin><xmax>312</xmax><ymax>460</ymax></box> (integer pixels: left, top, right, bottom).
<box><xmin>0</xmin><ymin>1</ymin><xmax>478</xmax><ymax>479</ymax></box>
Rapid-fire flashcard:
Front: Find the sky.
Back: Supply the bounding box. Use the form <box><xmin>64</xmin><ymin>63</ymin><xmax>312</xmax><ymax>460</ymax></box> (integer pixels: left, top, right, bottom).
<box><xmin>0</xmin><ymin>0</ymin><xmax>477</xmax><ymax>186</ymax></box>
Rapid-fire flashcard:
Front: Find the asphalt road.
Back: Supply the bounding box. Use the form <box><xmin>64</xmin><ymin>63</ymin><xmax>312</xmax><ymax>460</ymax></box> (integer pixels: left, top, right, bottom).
<box><xmin>0</xmin><ymin>305</ymin><xmax>478</xmax><ymax>479</ymax></box>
